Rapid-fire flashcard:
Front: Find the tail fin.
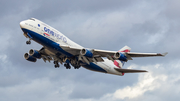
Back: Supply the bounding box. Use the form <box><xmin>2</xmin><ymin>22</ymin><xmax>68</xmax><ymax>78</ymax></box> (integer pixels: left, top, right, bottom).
<box><xmin>118</xmin><ymin>45</ymin><xmax>131</xmax><ymax>52</ymax></box>
<box><xmin>114</xmin><ymin>46</ymin><xmax>131</xmax><ymax>68</ymax></box>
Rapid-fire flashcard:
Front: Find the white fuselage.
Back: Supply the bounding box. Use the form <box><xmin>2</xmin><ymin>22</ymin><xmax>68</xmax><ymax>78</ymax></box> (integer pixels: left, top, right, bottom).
<box><xmin>20</xmin><ymin>18</ymin><xmax>124</xmax><ymax>76</ymax></box>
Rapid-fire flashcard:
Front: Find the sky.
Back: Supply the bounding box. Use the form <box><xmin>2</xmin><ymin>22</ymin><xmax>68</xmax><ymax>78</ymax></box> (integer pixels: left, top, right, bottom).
<box><xmin>0</xmin><ymin>0</ymin><xmax>180</xmax><ymax>101</ymax></box>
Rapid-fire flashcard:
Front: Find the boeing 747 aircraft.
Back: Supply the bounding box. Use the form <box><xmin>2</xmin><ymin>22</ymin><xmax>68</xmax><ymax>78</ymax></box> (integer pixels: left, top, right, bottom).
<box><xmin>20</xmin><ymin>18</ymin><xmax>167</xmax><ymax>76</ymax></box>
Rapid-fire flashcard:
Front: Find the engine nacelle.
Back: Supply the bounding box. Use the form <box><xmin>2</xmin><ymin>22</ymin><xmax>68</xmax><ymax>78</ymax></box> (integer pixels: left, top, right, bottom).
<box><xmin>80</xmin><ymin>49</ymin><xmax>93</xmax><ymax>58</ymax></box>
<box><xmin>114</xmin><ymin>52</ymin><xmax>127</xmax><ymax>61</ymax></box>
<box><xmin>29</xmin><ymin>49</ymin><xmax>41</xmax><ymax>59</ymax></box>
<box><xmin>24</xmin><ymin>53</ymin><xmax>37</xmax><ymax>62</ymax></box>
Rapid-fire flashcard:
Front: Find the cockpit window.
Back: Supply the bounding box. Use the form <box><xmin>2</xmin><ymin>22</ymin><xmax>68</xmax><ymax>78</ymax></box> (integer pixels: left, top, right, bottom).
<box><xmin>29</xmin><ymin>18</ymin><xmax>35</xmax><ymax>21</ymax></box>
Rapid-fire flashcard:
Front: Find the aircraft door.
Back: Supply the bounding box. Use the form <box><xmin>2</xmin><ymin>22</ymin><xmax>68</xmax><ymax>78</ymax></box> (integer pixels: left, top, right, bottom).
<box><xmin>38</xmin><ymin>24</ymin><xmax>44</xmax><ymax>36</ymax></box>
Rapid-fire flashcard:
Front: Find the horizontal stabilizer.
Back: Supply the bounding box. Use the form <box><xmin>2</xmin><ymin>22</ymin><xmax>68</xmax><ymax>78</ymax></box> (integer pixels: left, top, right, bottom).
<box><xmin>114</xmin><ymin>68</ymin><xmax>147</xmax><ymax>73</ymax></box>
<box><xmin>126</xmin><ymin>52</ymin><xmax>168</xmax><ymax>57</ymax></box>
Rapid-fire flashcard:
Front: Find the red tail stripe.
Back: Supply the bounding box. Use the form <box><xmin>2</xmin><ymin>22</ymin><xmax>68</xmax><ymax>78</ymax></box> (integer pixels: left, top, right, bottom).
<box><xmin>118</xmin><ymin>49</ymin><xmax>130</xmax><ymax>52</ymax></box>
<box><xmin>114</xmin><ymin>60</ymin><xmax>120</xmax><ymax>68</ymax></box>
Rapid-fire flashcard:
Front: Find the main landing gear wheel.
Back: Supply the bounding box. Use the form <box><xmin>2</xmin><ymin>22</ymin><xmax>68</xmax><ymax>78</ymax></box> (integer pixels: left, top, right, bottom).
<box><xmin>26</xmin><ymin>40</ymin><xmax>31</xmax><ymax>45</ymax></box>
<box><xmin>54</xmin><ymin>61</ymin><xmax>60</xmax><ymax>68</ymax></box>
<box><xmin>64</xmin><ymin>63</ymin><xmax>71</xmax><ymax>69</ymax></box>
<box><xmin>54</xmin><ymin>64</ymin><xmax>60</xmax><ymax>68</ymax></box>
<box><xmin>74</xmin><ymin>66</ymin><xmax>80</xmax><ymax>69</ymax></box>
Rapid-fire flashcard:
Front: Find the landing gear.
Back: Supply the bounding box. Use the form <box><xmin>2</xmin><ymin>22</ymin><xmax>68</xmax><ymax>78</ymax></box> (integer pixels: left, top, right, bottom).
<box><xmin>74</xmin><ymin>66</ymin><xmax>80</xmax><ymax>69</ymax></box>
<box><xmin>54</xmin><ymin>61</ymin><xmax>60</xmax><ymax>68</ymax></box>
<box><xmin>73</xmin><ymin>62</ymin><xmax>80</xmax><ymax>69</ymax></box>
<box><xmin>64</xmin><ymin>63</ymin><xmax>71</xmax><ymax>69</ymax></box>
<box><xmin>54</xmin><ymin>64</ymin><xmax>59</xmax><ymax>68</ymax></box>
<box><xmin>26</xmin><ymin>40</ymin><xmax>31</xmax><ymax>44</ymax></box>
<box><xmin>70</xmin><ymin>59</ymin><xmax>80</xmax><ymax>69</ymax></box>
<box><xmin>26</xmin><ymin>38</ymin><xmax>31</xmax><ymax>45</ymax></box>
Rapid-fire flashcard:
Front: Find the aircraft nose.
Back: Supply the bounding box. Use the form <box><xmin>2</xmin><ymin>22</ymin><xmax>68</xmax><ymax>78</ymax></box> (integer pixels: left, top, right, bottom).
<box><xmin>20</xmin><ymin>21</ymin><xmax>25</xmax><ymax>28</ymax></box>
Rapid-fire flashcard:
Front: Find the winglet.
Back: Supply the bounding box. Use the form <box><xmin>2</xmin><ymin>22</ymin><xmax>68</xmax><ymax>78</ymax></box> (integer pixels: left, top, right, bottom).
<box><xmin>161</xmin><ymin>52</ymin><xmax>168</xmax><ymax>56</ymax></box>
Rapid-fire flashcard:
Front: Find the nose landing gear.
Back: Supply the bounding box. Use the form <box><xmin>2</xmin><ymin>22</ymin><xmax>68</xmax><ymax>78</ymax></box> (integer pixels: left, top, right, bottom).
<box><xmin>26</xmin><ymin>40</ymin><xmax>31</xmax><ymax>45</ymax></box>
<box><xmin>26</xmin><ymin>37</ymin><xmax>31</xmax><ymax>45</ymax></box>
<box><xmin>25</xmin><ymin>33</ymin><xmax>32</xmax><ymax>45</ymax></box>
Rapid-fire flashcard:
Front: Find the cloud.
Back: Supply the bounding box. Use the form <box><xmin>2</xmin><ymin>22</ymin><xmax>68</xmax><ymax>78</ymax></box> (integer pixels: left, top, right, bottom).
<box><xmin>85</xmin><ymin>62</ymin><xmax>180</xmax><ymax>101</ymax></box>
<box><xmin>113</xmin><ymin>73</ymin><xmax>167</xmax><ymax>99</ymax></box>
<box><xmin>0</xmin><ymin>54</ymin><xmax>7</xmax><ymax>63</ymax></box>
<box><xmin>0</xmin><ymin>0</ymin><xmax>180</xmax><ymax>101</ymax></box>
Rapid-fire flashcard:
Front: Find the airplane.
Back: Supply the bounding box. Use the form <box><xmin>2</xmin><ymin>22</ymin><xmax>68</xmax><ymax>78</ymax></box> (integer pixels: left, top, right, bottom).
<box><xmin>20</xmin><ymin>18</ymin><xmax>167</xmax><ymax>76</ymax></box>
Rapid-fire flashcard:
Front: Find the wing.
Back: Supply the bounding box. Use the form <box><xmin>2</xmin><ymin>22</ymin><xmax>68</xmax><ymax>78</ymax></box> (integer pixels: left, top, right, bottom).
<box><xmin>60</xmin><ymin>45</ymin><xmax>116</xmax><ymax>56</ymax></box>
<box><xmin>60</xmin><ymin>45</ymin><xmax>109</xmax><ymax>64</ymax></box>
<box><xmin>114</xmin><ymin>68</ymin><xmax>147</xmax><ymax>73</ymax></box>
<box><xmin>37</xmin><ymin>47</ymin><xmax>64</xmax><ymax>64</ymax></box>
<box><xmin>60</xmin><ymin>45</ymin><xmax>167</xmax><ymax>63</ymax></box>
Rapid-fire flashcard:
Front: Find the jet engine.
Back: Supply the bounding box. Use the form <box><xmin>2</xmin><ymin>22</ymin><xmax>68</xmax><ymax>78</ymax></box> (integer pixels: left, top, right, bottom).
<box><xmin>114</xmin><ymin>52</ymin><xmax>127</xmax><ymax>61</ymax></box>
<box><xmin>80</xmin><ymin>49</ymin><xmax>93</xmax><ymax>58</ymax></box>
<box><xmin>29</xmin><ymin>49</ymin><xmax>41</xmax><ymax>59</ymax></box>
<box><xmin>24</xmin><ymin>53</ymin><xmax>37</xmax><ymax>62</ymax></box>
